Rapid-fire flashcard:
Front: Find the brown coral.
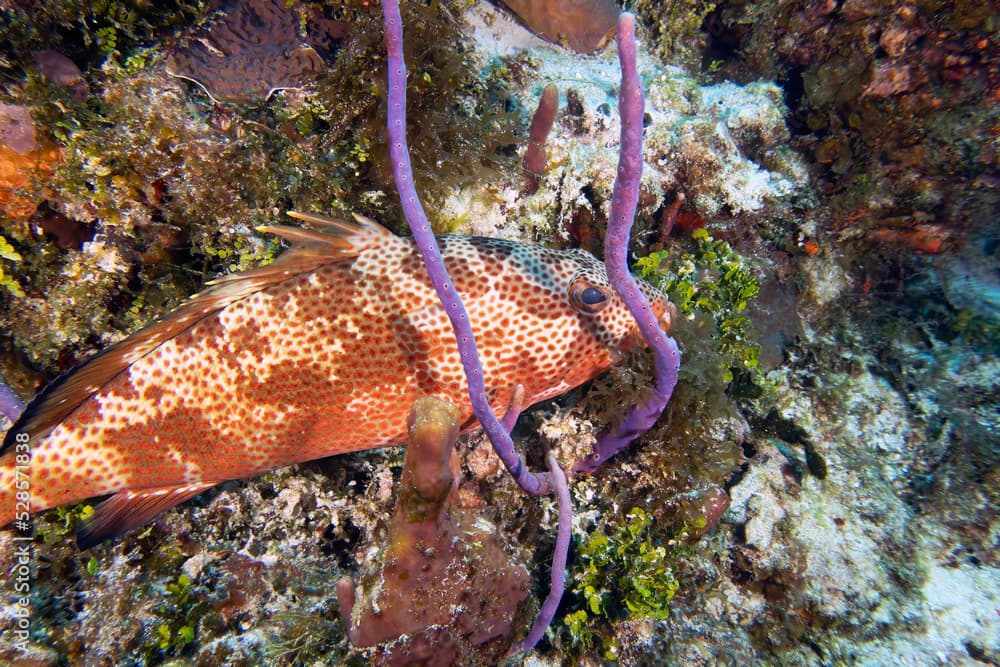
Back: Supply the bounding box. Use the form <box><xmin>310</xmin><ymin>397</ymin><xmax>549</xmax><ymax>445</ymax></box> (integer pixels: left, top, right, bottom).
<box><xmin>32</xmin><ymin>50</ymin><xmax>87</xmax><ymax>101</ymax></box>
<box><xmin>523</xmin><ymin>82</ymin><xmax>559</xmax><ymax>195</ymax></box>
<box><xmin>338</xmin><ymin>397</ymin><xmax>529</xmax><ymax>666</ymax></box>
<box><xmin>500</xmin><ymin>0</ymin><xmax>618</xmax><ymax>54</ymax></box>
<box><xmin>165</xmin><ymin>0</ymin><xmax>350</xmax><ymax>103</ymax></box>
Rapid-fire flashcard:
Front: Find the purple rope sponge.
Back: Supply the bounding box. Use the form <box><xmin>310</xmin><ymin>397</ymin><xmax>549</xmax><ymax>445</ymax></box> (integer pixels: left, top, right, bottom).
<box><xmin>0</xmin><ymin>378</ymin><xmax>25</xmax><ymax>424</ymax></box>
<box><xmin>381</xmin><ymin>0</ymin><xmax>551</xmax><ymax>498</ymax></box>
<box><xmin>574</xmin><ymin>13</ymin><xmax>681</xmax><ymax>474</ymax></box>
<box><xmin>382</xmin><ymin>2</ymin><xmax>568</xmax><ymax>653</ymax></box>
<box><xmin>379</xmin><ymin>4</ymin><xmax>679</xmax><ymax>654</ymax></box>
<box><xmin>508</xmin><ymin>450</ymin><xmax>572</xmax><ymax>655</ymax></box>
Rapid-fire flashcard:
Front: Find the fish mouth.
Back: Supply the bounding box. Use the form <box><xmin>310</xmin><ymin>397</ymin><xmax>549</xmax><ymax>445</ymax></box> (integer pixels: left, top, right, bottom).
<box><xmin>650</xmin><ymin>297</ymin><xmax>677</xmax><ymax>334</ymax></box>
<box><xmin>621</xmin><ymin>289</ymin><xmax>677</xmax><ymax>354</ymax></box>
<box><xmin>637</xmin><ymin>277</ymin><xmax>676</xmax><ymax>335</ymax></box>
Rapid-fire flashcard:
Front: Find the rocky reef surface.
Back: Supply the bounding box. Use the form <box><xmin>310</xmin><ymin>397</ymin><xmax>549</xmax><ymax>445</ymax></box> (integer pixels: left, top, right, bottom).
<box><xmin>0</xmin><ymin>1</ymin><xmax>996</xmax><ymax>665</ymax></box>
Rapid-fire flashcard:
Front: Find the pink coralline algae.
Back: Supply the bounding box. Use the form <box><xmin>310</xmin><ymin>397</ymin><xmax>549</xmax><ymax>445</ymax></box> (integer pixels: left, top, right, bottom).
<box><xmin>166</xmin><ymin>0</ymin><xmax>350</xmax><ymax>103</ymax></box>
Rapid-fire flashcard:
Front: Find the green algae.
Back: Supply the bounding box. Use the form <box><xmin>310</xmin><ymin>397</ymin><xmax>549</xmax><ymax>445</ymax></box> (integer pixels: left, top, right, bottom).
<box><xmin>632</xmin><ymin>0</ymin><xmax>717</xmax><ymax>70</ymax></box>
<box><xmin>0</xmin><ymin>236</ymin><xmax>24</xmax><ymax>297</ymax></box>
<box><xmin>306</xmin><ymin>0</ymin><xmax>521</xmax><ymax>231</ymax></box>
<box><xmin>0</xmin><ymin>0</ymin><xmax>205</xmax><ymax>78</ymax></box>
<box><xmin>576</xmin><ymin>230</ymin><xmax>768</xmax><ymax>523</ymax></box>
<box><xmin>636</xmin><ymin>228</ymin><xmax>764</xmax><ymax>384</ymax></box>
<box><xmin>561</xmin><ymin>507</ymin><xmax>697</xmax><ymax>658</ymax></box>
<box><xmin>551</xmin><ymin>231</ymin><xmax>774</xmax><ymax>658</ymax></box>
<box><xmin>263</xmin><ymin>611</ymin><xmax>349</xmax><ymax>666</ymax></box>
<box><xmin>143</xmin><ymin>573</ymin><xmax>201</xmax><ymax>660</ymax></box>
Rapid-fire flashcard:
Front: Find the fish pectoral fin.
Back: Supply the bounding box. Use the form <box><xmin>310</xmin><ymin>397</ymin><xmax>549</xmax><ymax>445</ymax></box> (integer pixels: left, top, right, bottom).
<box><xmin>76</xmin><ymin>481</ymin><xmax>217</xmax><ymax>550</ymax></box>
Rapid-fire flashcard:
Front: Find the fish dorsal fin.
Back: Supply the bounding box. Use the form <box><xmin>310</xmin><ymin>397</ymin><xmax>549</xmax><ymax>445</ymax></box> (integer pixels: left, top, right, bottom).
<box><xmin>3</xmin><ymin>212</ymin><xmax>394</xmax><ymax>450</ymax></box>
<box><xmin>76</xmin><ymin>481</ymin><xmax>217</xmax><ymax>549</ymax></box>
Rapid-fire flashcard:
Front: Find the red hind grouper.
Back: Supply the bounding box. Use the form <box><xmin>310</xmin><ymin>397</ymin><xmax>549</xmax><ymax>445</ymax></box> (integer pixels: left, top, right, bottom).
<box><xmin>0</xmin><ymin>212</ymin><xmax>675</xmax><ymax>546</ymax></box>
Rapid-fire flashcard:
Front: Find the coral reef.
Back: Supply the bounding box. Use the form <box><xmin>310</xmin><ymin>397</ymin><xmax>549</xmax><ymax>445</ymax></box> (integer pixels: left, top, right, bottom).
<box><xmin>0</xmin><ymin>0</ymin><xmax>522</xmax><ymax>377</ymax></box>
<box><xmin>0</xmin><ymin>0</ymin><xmax>997</xmax><ymax>665</ymax></box>
<box><xmin>0</xmin><ymin>103</ymin><xmax>61</xmax><ymax>221</ymax></box>
<box><xmin>455</xmin><ymin>5</ymin><xmax>810</xmax><ymax>248</ymax></box>
<box><xmin>632</xmin><ymin>0</ymin><xmax>719</xmax><ymax>69</ymax></box>
<box><xmin>0</xmin><ymin>0</ymin><xmax>205</xmax><ymax>75</ymax></box>
<box><xmin>574</xmin><ymin>12</ymin><xmax>681</xmax><ymax>475</ymax></box>
<box><xmin>706</xmin><ymin>0</ymin><xmax>999</xmax><ymax>301</ymax></box>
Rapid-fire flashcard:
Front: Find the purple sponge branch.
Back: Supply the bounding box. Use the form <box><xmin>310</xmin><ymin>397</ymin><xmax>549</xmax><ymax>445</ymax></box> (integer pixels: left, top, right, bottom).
<box><xmin>382</xmin><ymin>3</ymin><xmax>572</xmax><ymax>655</ymax></box>
<box><xmin>379</xmin><ymin>5</ymin><xmax>674</xmax><ymax>657</ymax></box>
<box><xmin>381</xmin><ymin>0</ymin><xmax>552</xmax><ymax>498</ymax></box>
<box><xmin>575</xmin><ymin>13</ymin><xmax>681</xmax><ymax>474</ymax></box>
<box><xmin>499</xmin><ymin>383</ymin><xmax>527</xmax><ymax>433</ymax></box>
<box><xmin>0</xmin><ymin>377</ymin><xmax>24</xmax><ymax>424</ymax></box>
<box><xmin>508</xmin><ymin>449</ymin><xmax>573</xmax><ymax>655</ymax></box>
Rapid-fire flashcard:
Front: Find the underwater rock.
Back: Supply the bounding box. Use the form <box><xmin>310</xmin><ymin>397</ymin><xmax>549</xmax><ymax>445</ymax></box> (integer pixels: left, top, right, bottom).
<box><xmin>939</xmin><ymin>227</ymin><xmax>1000</xmax><ymax>324</ymax></box>
<box><xmin>32</xmin><ymin>205</ymin><xmax>95</xmax><ymax>251</ymax></box>
<box><xmin>862</xmin><ymin>60</ymin><xmax>919</xmax><ymax>99</ymax></box>
<box><xmin>726</xmin><ymin>441</ymin><xmax>788</xmax><ymax>553</ymax></box>
<box><xmin>166</xmin><ymin>0</ymin><xmax>350</xmax><ymax>103</ymax></box>
<box><xmin>870</xmin><ymin>224</ymin><xmax>948</xmax><ymax>255</ymax></box>
<box><xmin>499</xmin><ymin>0</ymin><xmax>618</xmax><ymax>54</ymax></box>
<box><xmin>750</xmin><ymin>275</ymin><xmax>800</xmax><ymax>371</ymax></box>
<box><xmin>711</xmin><ymin>0</ymin><xmax>997</xmax><ymax>269</ymax></box>
<box><xmin>32</xmin><ymin>50</ymin><xmax>87</xmax><ymax>101</ymax></box>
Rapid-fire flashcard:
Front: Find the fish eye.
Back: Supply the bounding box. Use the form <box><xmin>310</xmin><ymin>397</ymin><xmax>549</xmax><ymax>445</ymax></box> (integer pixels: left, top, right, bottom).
<box><xmin>569</xmin><ymin>279</ymin><xmax>610</xmax><ymax>314</ymax></box>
